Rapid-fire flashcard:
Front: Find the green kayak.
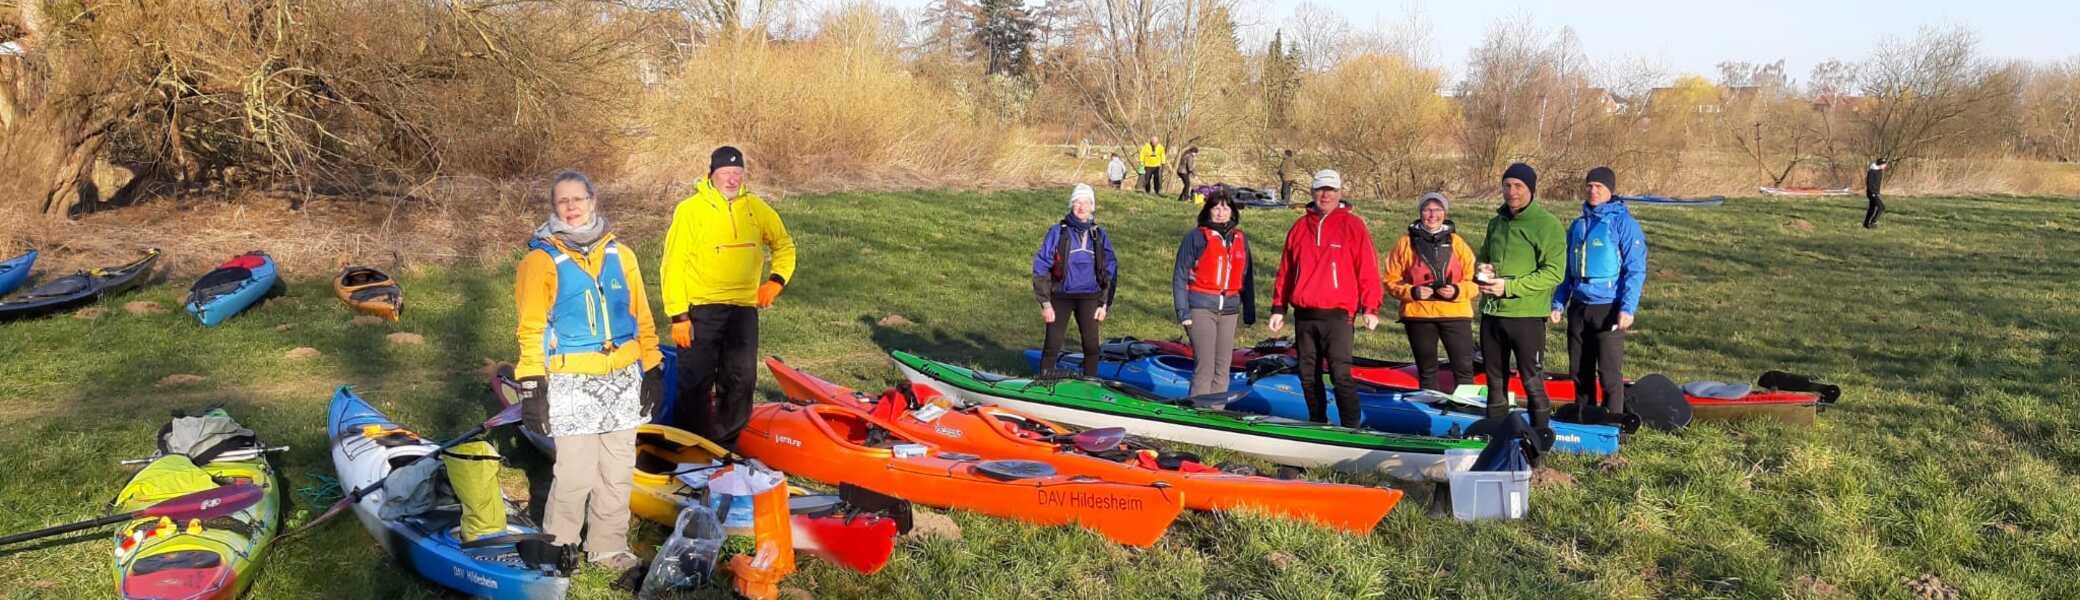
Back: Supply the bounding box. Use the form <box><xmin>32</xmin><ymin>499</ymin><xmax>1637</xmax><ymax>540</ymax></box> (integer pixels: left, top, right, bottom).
<box><xmin>891</xmin><ymin>351</ymin><xmax>1484</xmax><ymax>481</ymax></box>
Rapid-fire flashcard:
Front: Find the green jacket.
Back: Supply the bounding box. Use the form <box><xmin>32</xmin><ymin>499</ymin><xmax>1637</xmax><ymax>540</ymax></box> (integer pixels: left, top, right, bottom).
<box><xmin>1477</xmin><ymin>201</ymin><xmax>1567</xmax><ymax>318</ymax></box>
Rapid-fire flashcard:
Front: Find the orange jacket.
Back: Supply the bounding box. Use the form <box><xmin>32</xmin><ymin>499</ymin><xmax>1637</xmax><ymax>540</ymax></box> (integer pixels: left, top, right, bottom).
<box><xmin>1383</xmin><ymin>227</ymin><xmax>1476</xmax><ymax>320</ymax></box>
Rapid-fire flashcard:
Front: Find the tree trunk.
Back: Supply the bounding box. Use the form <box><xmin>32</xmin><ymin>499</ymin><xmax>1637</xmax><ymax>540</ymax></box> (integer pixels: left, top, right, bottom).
<box><xmin>0</xmin><ymin>93</ymin><xmax>117</xmax><ymax>218</ymax></box>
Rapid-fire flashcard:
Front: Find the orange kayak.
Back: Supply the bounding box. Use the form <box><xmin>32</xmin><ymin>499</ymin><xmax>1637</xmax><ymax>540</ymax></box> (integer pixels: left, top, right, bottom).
<box><xmin>767</xmin><ymin>358</ymin><xmax>1400</xmax><ymax>533</ymax></box>
<box><xmin>738</xmin><ymin>402</ymin><xmax>1186</xmax><ymax>547</ymax></box>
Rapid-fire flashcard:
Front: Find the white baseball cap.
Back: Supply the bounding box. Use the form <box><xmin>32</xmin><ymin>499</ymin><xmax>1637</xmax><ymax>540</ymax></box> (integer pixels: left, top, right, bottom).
<box><xmin>1311</xmin><ymin>170</ymin><xmax>1343</xmax><ymax>190</ymax></box>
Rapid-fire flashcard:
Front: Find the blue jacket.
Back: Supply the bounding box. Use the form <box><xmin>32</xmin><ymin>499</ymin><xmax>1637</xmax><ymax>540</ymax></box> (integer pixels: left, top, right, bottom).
<box><xmin>1031</xmin><ymin>217</ymin><xmax>1119</xmax><ymax>305</ymax></box>
<box><xmin>1553</xmin><ymin>199</ymin><xmax>1647</xmax><ymax>314</ymax></box>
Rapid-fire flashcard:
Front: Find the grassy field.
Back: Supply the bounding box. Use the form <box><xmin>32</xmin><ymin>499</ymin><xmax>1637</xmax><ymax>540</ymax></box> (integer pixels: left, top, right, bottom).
<box><xmin>1</xmin><ymin>189</ymin><xmax>2076</xmax><ymax>599</ymax></box>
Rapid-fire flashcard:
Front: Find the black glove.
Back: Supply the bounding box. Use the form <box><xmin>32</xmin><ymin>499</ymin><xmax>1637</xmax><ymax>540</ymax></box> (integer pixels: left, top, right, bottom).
<box><xmin>516</xmin><ymin>376</ymin><xmax>550</xmax><ymax>437</ymax></box>
<box><xmin>639</xmin><ymin>367</ymin><xmax>663</xmax><ymax>419</ymax></box>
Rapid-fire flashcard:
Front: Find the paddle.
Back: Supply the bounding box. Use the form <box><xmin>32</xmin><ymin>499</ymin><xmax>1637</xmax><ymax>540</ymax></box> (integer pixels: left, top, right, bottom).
<box><xmin>0</xmin><ymin>482</ymin><xmax>265</xmax><ymax>547</ymax></box>
<box><xmin>279</xmin><ymin>402</ymin><xmax>525</xmax><ymax>542</ymax></box>
<box><xmin>1045</xmin><ymin>427</ymin><xmax>1127</xmax><ymax>453</ymax></box>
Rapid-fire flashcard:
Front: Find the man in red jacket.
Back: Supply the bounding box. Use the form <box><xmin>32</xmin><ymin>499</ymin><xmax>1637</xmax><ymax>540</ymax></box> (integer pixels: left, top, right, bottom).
<box><xmin>1268</xmin><ymin>169</ymin><xmax>1383</xmax><ymax>427</ymax></box>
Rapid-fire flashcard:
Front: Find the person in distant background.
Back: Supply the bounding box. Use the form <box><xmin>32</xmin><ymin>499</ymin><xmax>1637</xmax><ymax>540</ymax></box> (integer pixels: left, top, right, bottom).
<box><xmin>1106</xmin><ymin>153</ymin><xmax>1128</xmax><ymax>190</ymax></box>
<box><xmin>1139</xmin><ymin>136</ymin><xmax>1167</xmax><ymax>196</ymax></box>
<box><xmin>1863</xmin><ymin>158</ymin><xmax>1890</xmax><ymax>229</ymax></box>
<box><xmin>1176</xmin><ymin>146</ymin><xmax>1200</xmax><ymax>202</ymax></box>
<box><xmin>1277</xmin><ymin>149</ymin><xmax>1296</xmax><ymax>204</ymax></box>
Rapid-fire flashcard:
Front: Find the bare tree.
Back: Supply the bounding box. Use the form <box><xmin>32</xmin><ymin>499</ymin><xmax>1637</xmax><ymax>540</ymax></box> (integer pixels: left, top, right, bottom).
<box><xmin>1049</xmin><ymin>0</ymin><xmax>1251</xmax><ymax>147</ymax></box>
<box><xmin>2020</xmin><ymin>56</ymin><xmax>2080</xmax><ymax>161</ymax></box>
<box><xmin>1856</xmin><ymin>26</ymin><xmax>2018</xmax><ymax>161</ymax></box>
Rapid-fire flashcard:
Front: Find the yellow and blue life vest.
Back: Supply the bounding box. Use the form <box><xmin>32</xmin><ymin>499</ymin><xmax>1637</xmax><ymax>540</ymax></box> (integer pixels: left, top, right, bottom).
<box><xmin>531</xmin><ymin>238</ymin><xmax>639</xmax><ymax>375</ymax></box>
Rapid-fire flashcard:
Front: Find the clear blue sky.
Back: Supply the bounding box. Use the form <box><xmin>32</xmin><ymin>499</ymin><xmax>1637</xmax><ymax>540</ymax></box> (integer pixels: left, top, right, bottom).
<box><xmin>870</xmin><ymin>0</ymin><xmax>2080</xmax><ymax>84</ymax></box>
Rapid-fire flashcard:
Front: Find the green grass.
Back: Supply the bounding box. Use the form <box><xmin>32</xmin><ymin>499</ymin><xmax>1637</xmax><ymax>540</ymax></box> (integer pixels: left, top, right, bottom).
<box><xmin>2</xmin><ymin>190</ymin><xmax>2076</xmax><ymax>599</ymax></box>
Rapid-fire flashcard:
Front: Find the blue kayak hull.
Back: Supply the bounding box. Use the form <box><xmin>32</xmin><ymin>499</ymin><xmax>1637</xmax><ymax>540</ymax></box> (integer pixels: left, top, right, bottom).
<box><xmin>0</xmin><ymin>249</ymin><xmax>34</xmax><ymax>297</ymax></box>
<box><xmin>1026</xmin><ymin>350</ymin><xmax>1621</xmax><ymax>455</ymax></box>
<box><xmin>186</xmin><ymin>254</ymin><xmax>277</xmax><ymax>326</ymax></box>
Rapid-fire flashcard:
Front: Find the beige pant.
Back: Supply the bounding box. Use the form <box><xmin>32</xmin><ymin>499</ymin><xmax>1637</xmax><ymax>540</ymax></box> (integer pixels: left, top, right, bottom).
<box><xmin>544</xmin><ymin>427</ymin><xmax>636</xmax><ymax>557</ymax></box>
<box><xmin>1186</xmin><ymin>309</ymin><xmax>1239</xmax><ymax>396</ymax></box>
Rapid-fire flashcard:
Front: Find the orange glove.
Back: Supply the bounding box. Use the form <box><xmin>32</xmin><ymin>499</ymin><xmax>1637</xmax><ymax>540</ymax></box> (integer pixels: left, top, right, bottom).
<box><xmin>670</xmin><ymin>315</ymin><xmax>692</xmax><ymax>348</ymax></box>
<box><xmin>756</xmin><ymin>280</ymin><xmax>785</xmax><ymax>309</ymax></box>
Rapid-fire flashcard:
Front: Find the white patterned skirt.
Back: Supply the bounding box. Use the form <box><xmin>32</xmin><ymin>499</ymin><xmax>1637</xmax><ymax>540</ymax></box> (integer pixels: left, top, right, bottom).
<box><xmin>546</xmin><ymin>362</ymin><xmax>645</xmax><ymax>437</ymax></box>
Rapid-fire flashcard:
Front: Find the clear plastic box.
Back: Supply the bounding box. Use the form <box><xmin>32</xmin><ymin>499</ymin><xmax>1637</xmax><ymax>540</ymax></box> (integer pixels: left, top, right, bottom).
<box><xmin>1449</xmin><ymin>469</ymin><xmax>1532</xmax><ymax>521</ymax></box>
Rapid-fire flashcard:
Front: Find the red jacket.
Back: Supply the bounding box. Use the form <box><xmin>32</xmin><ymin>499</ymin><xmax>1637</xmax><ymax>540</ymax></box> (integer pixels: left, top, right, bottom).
<box><xmin>1272</xmin><ymin>202</ymin><xmax>1382</xmax><ymax>317</ymax></box>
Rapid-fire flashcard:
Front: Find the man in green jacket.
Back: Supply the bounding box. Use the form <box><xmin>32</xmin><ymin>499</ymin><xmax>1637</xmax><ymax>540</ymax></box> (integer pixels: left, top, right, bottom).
<box><xmin>1475</xmin><ymin>162</ymin><xmax>1567</xmax><ymax>450</ymax></box>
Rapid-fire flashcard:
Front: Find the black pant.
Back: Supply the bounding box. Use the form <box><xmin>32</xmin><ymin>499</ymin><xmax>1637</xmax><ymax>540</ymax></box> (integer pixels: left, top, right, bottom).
<box><xmin>1040</xmin><ymin>296</ymin><xmax>1103</xmax><ymax>377</ymax></box>
<box><xmin>1143</xmin><ymin>166</ymin><xmax>1163</xmax><ymax>195</ymax></box>
<box><xmin>1294</xmin><ymin>309</ymin><xmax>1359</xmax><ymax>427</ymax></box>
<box><xmin>1177</xmin><ymin>173</ymin><xmax>1193</xmax><ymax>202</ymax></box>
<box><xmin>1404</xmin><ymin>319</ymin><xmax>1475</xmax><ymax>393</ymax></box>
<box><xmin>1564</xmin><ymin>302</ymin><xmax>1626</xmax><ymax>414</ymax></box>
<box><xmin>674</xmin><ymin>304</ymin><xmax>759</xmax><ymax>446</ymax></box>
<box><xmin>1479</xmin><ymin>315</ymin><xmax>1551</xmax><ymax>428</ymax></box>
<box><xmin>1863</xmin><ymin>193</ymin><xmax>1885</xmax><ymax>228</ymax></box>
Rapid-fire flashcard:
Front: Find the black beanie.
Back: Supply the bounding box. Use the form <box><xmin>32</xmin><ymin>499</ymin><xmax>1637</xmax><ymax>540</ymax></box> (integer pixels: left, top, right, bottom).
<box><xmin>709</xmin><ymin>146</ymin><xmax>746</xmax><ymax>174</ymax></box>
<box><xmin>1585</xmin><ymin>166</ymin><xmax>1616</xmax><ymax>195</ymax></box>
<box><xmin>1502</xmin><ymin>162</ymin><xmax>1538</xmax><ymax>199</ymax></box>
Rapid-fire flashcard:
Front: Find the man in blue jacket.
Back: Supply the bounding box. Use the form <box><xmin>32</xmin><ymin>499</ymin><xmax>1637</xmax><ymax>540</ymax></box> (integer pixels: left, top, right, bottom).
<box><xmin>1549</xmin><ymin>167</ymin><xmax>1647</xmax><ymax>422</ymax></box>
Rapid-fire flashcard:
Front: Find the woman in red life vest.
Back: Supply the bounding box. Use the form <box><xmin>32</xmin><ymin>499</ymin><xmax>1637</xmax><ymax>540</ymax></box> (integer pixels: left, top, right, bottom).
<box><xmin>1383</xmin><ymin>192</ymin><xmax>1477</xmax><ymax>392</ymax></box>
<box><xmin>1170</xmin><ymin>189</ymin><xmax>1256</xmax><ymax>396</ymax></box>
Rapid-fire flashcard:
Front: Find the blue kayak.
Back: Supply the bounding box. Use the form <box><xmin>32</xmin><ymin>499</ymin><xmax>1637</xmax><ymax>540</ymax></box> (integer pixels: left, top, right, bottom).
<box><xmin>1618</xmin><ymin>195</ymin><xmax>1725</xmax><ymax>207</ymax></box>
<box><xmin>185</xmin><ymin>251</ymin><xmax>277</xmax><ymax>326</ymax></box>
<box><xmin>0</xmin><ymin>249</ymin><xmax>33</xmax><ymax>297</ymax></box>
<box><xmin>1025</xmin><ymin>350</ymin><xmax>1621</xmax><ymax>455</ymax></box>
<box><xmin>327</xmin><ymin>387</ymin><xmax>570</xmax><ymax>600</ymax></box>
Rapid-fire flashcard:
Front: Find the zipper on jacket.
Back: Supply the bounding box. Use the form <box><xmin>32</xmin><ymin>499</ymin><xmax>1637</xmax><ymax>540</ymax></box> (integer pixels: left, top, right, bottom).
<box><xmin>1331</xmin><ymin>261</ymin><xmax>1339</xmax><ymax>289</ymax></box>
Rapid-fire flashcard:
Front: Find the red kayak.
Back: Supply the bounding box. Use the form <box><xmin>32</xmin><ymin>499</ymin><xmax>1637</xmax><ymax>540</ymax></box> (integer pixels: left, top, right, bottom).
<box><xmin>1130</xmin><ymin>338</ymin><xmax>1835</xmax><ymax>426</ymax></box>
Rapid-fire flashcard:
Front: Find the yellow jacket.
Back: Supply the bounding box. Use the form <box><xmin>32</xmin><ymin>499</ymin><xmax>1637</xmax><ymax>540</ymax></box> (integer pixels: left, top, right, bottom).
<box><xmin>513</xmin><ymin>233</ymin><xmax>664</xmax><ymax>379</ymax></box>
<box><xmin>1139</xmin><ymin>143</ymin><xmax>1166</xmax><ymax>168</ymax></box>
<box><xmin>660</xmin><ymin>178</ymin><xmax>797</xmax><ymax>315</ymax></box>
<box><xmin>1383</xmin><ymin>229</ymin><xmax>1477</xmax><ymax>321</ymax></box>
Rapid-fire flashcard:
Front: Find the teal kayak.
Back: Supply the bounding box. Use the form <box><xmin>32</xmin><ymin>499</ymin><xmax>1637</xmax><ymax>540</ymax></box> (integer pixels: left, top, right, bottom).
<box><xmin>891</xmin><ymin>351</ymin><xmax>1484</xmax><ymax>481</ymax></box>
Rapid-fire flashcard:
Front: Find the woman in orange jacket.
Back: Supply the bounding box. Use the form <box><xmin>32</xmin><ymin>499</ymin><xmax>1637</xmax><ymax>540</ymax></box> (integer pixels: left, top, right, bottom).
<box><xmin>1383</xmin><ymin>192</ymin><xmax>1477</xmax><ymax>392</ymax></box>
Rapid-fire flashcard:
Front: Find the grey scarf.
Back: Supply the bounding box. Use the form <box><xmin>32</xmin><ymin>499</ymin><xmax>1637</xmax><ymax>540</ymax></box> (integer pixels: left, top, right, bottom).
<box><xmin>535</xmin><ymin>213</ymin><xmax>610</xmax><ymax>253</ymax></box>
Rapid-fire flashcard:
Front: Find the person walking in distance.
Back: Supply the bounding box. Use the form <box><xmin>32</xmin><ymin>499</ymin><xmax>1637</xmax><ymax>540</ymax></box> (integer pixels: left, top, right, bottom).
<box><xmin>1863</xmin><ymin>158</ymin><xmax>1889</xmax><ymax>229</ymax></box>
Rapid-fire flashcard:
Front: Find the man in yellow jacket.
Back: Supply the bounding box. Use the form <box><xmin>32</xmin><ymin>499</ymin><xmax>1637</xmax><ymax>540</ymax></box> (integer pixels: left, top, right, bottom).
<box><xmin>660</xmin><ymin>146</ymin><xmax>797</xmax><ymax>446</ymax></box>
<box><xmin>1138</xmin><ymin>136</ymin><xmax>1166</xmax><ymax>196</ymax></box>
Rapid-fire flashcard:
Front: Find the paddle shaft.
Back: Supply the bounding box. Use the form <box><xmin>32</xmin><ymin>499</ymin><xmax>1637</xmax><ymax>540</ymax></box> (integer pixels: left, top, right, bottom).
<box><xmin>0</xmin><ymin>482</ymin><xmax>263</xmax><ymax>547</ymax></box>
<box><xmin>0</xmin><ymin>513</ymin><xmax>133</xmax><ymax>546</ymax></box>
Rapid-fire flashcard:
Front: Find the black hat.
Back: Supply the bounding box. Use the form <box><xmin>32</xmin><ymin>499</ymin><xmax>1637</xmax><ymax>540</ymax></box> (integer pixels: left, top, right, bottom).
<box><xmin>1502</xmin><ymin>162</ymin><xmax>1538</xmax><ymax>199</ymax></box>
<box><xmin>709</xmin><ymin>146</ymin><xmax>746</xmax><ymax>174</ymax></box>
<box><xmin>1585</xmin><ymin>166</ymin><xmax>1616</xmax><ymax>195</ymax></box>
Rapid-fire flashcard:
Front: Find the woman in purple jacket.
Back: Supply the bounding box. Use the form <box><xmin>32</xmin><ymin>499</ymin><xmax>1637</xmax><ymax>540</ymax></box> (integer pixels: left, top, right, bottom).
<box><xmin>1033</xmin><ymin>184</ymin><xmax>1120</xmax><ymax>377</ymax></box>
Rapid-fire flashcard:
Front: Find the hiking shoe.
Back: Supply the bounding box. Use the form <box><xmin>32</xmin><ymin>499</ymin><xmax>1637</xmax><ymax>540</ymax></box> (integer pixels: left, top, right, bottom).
<box><xmin>590</xmin><ymin>551</ymin><xmax>641</xmax><ymax>572</ymax></box>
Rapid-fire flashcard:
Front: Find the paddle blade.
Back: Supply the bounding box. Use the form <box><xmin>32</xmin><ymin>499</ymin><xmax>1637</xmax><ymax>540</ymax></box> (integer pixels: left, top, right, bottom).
<box><xmin>791</xmin><ymin>515</ymin><xmax>898</xmax><ymax>575</ymax></box>
<box><xmin>484</xmin><ymin>401</ymin><xmax>526</xmax><ymax>429</ymax></box>
<box><xmin>138</xmin><ymin>483</ymin><xmax>265</xmax><ymax>521</ymax></box>
<box><xmin>1069</xmin><ymin>427</ymin><xmax>1128</xmax><ymax>453</ymax></box>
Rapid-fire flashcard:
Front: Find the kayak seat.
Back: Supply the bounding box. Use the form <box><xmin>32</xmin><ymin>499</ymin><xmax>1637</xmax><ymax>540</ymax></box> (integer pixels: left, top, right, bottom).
<box><xmin>350</xmin><ymin>286</ymin><xmax>401</xmax><ymax>304</ymax></box>
<box><xmin>974</xmin><ymin>459</ymin><xmax>1057</xmax><ymax>481</ymax></box>
<box><xmin>1683</xmin><ymin>381</ymin><xmax>1751</xmax><ymax>400</ymax></box>
<box><xmin>1174</xmin><ymin>390</ymin><xmax>1248</xmax><ymax>410</ymax></box>
<box><xmin>189</xmin><ymin>267</ymin><xmax>254</xmax><ymax>303</ymax></box>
